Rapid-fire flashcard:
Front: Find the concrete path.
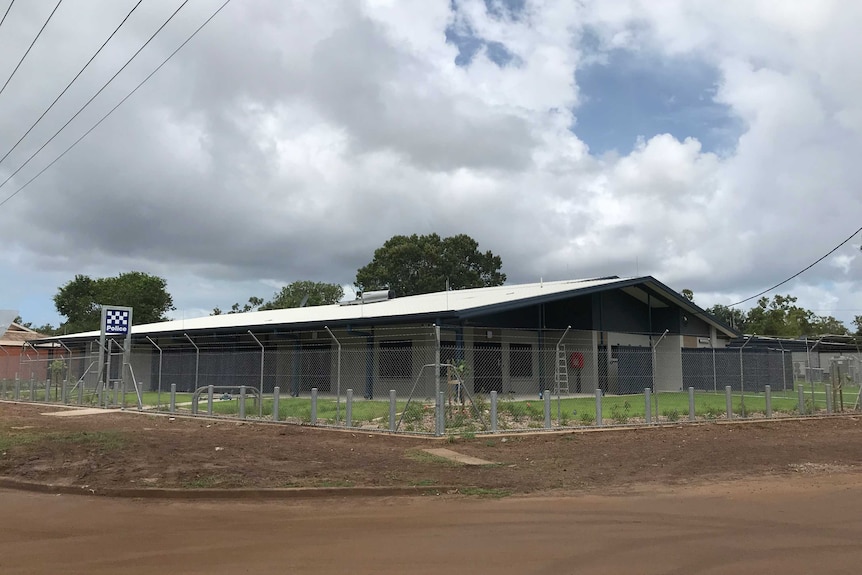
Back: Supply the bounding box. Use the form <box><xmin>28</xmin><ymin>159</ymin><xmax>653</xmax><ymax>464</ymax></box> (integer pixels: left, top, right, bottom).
<box><xmin>423</xmin><ymin>447</ymin><xmax>496</xmax><ymax>465</ymax></box>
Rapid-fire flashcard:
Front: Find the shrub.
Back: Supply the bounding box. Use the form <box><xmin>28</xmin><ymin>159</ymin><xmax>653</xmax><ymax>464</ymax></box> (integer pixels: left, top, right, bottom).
<box><xmin>663</xmin><ymin>408</ymin><xmax>681</xmax><ymax>422</ymax></box>
<box><xmin>610</xmin><ymin>401</ymin><xmax>631</xmax><ymax>424</ymax></box>
<box><xmin>579</xmin><ymin>411</ymin><xmax>596</xmax><ymax>426</ymax></box>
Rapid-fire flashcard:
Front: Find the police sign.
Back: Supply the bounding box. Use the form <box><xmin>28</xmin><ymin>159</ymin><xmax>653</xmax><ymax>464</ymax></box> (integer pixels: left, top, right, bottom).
<box><xmin>105</xmin><ymin>308</ymin><xmax>131</xmax><ymax>335</ymax></box>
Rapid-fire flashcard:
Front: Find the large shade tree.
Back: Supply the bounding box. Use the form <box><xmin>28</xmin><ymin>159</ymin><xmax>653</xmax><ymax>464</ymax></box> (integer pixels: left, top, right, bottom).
<box><xmin>54</xmin><ymin>272</ymin><xmax>174</xmax><ymax>333</ymax></box>
<box><xmin>212</xmin><ymin>281</ymin><xmax>344</xmax><ymax>315</ymax></box>
<box><xmin>355</xmin><ymin>233</ymin><xmax>506</xmax><ymax>296</ymax></box>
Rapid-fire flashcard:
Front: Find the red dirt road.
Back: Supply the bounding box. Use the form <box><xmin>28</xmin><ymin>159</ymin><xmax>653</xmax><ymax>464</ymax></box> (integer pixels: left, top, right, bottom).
<box><xmin>3</xmin><ymin>473</ymin><xmax>862</xmax><ymax>575</ymax></box>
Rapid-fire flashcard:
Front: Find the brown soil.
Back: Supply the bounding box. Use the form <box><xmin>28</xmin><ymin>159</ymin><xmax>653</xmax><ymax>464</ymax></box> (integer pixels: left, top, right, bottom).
<box><xmin>2</xmin><ymin>401</ymin><xmax>862</xmax><ymax>494</ymax></box>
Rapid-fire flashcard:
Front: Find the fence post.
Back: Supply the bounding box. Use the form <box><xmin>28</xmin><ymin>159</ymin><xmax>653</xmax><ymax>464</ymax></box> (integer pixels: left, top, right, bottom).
<box><xmin>45</xmin><ymin>379</ymin><xmax>51</xmax><ymax>403</ymax></box>
<box><xmin>14</xmin><ymin>376</ymin><xmax>20</xmax><ymax>401</ymax></box>
<box><xmin>1</xmin><ymin>378</ymin><xmax>5</xmax><ymax>399</ymax></box>
<box><xmin>644</xmin><ymin>388</ymin><xmax>652</xmax><ymax>424</ymax></box>
<box><xmin>798</xmin><ymin>385</ymin><xmax>806</xmax><ymax>415</ymax></box>
<box><xmin>61</xmin><ymin>379</ymin><xmax>67</xmax><ymax>404</ymax></box>
<box><xmin>490</xmin><ymin>390</ymin><xmax>498</xmax><ymax>433</ymax></box>
<box><xmin>29</xmin><ymin>378</ymin><xmax>34</xmax><ymax>402</ymax></box>
<box><xmin>765</xmin><ymin>385</ymin><xmax>772</xmax><ymax>418</ymax></box>
<box><xmin>273</xmin><ymin>386</ymin><xmax>280</xmax><ymax>422</ymax></box>
<box><xmin>389</xmin><ymin>390</ymin><xmax>396</xmax><ymax>432</ymax></box>
<box><xmin>239</xmin><ymin>385</ymin><xmax>247</xmax><ymax>419</ymax></box>
<box><xmin>311</xmin><ymin>387</ymin><xmax>318</xmax><ymax>425</ymax></box>
<box><xmin>544</xmin><ymin>390</ymin><xmax>551</xmax><ymax>429</ymax></box>
<box><xmin>77</xmin><ymin>375</ymin><xmax>84</xmax><ymax>405</ymax></box>
<box><xmin>825</xmin><ymin>383</ymin><xmax>833</xmax><ymax>414</ymax></box>
<box><xmin>688</xmin><ymin>387</ymin><xmax>695</xmax><ymax>421</ymax></box>
<box><xmin>207</xmin><ymin>385</ymin><xmax>214</xmax><ymax>416</ymax></box>
<box><xmin>438</xmin><ymin>391</ymin><xmax>445</xmax><ymax>436</ymax></box>
<box><xmin>595</xmin><ymin>389</ymin><xmax>603</xmax><ymax>427</ymax></box>
<box><xmin>346</xmin><ymin>389</ymin><xmax>353</xmax><ymax>427</ymax></box>
<box><xmin>725</xmin><ymin>386</ymin><xmax>733</xmax><ymax>420</ymax></box>
<box><xmin>169</xmin><ymin>384</ymin><xmax>176</xmax><ymax>413</ymax></box>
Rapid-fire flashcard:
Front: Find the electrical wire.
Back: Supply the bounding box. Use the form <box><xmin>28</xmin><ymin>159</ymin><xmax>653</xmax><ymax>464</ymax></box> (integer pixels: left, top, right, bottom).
<box><xmin>0</xmin><ymin>0</ymin><xmax>189</xmax><ymax>193</ymax></box>
<box><xmin>0</xmin><ymin>0</ymin><xmax>233</xmax><ymax>209</ymax></box>
<box><xmin>728</xmin><ymin>224</ymin><xmax>862</xmax><ymax>307</ymax></box>
<box><xmin>0</xmin><ymin>0</ymin><xmax>144</xmax><ymax>168</ymax></box>
<box><xmin>0</xmin><ymin>0</ymin><xmax>144</xmax><ymax>167</ymax></box>
<box><xmin>0</xmin><ymin>0</ymin><xmax>15</xmax><ymax>33</ymax></box>
<box><xmin>0</xmin><ymin>0</ymin><xmax>63</xmax><ymax>97</ymax></box>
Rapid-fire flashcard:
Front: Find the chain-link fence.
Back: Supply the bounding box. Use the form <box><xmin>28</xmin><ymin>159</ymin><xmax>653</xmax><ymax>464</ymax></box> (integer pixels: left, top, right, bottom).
<box><xmin>3</xmin><ymin>327</ymin><xmax>861</xmax><ymax>434</ymax></box>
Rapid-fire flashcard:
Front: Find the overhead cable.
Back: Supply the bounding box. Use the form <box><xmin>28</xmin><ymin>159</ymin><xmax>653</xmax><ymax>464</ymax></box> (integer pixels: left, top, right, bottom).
<box><xmin>0</xmin><ymin>0</ymin><xmax>144</xmax><ymax>167</ymax></box>
<box><xmin>0</xmin><ymin>0</ymin><xmax>189</xmax><ymax>194</ymax></box>
<box><xmin>0</xmin><ymin>0</ymin><xmax>233</xmax><ymax>209</ymax></box>
<box><xmin>729</xmin><ymin>224</ymin><xmax>862</xmax><ymax>307</ymax></box>
<box><xmin>0</xmin><ymin>0</ymin><xmax>63</xmax><ymax>97</ymax></box>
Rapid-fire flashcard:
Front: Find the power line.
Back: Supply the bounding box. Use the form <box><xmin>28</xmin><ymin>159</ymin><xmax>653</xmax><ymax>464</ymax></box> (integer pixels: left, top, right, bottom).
<box><xmin>0</xmin><ymin>0</ymin><xmax>190</xmax><ymax>194</ymax></box>
<box><xmin>0</xmin><ymin>0</ymin><xmax>63</xmax><ymax>97</ymax></box>
<box><xmin>0</xmin><ymin>0</ymin><xmax>233</xmax><ymax>209</ymax></box>
<box><xmin>0</xmin><ymin>0</ymin><xmax>144</xmax><ymax>167</ymax></box>
<box><xmin>729</xmin><ymin>224</ymin><xmax>862</xmax><ymax>307</ymax></box>
<box><xmin>0</xmin><ymin>1</ymin><xmax>15</xmax><ymax>33</ymax></box>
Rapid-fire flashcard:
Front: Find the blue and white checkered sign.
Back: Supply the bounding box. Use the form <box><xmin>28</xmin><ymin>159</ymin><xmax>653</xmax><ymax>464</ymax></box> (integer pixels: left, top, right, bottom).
<box><xmin>105</xmin><ymin>309</ymin><xmax>130</xmax><ymax>335</ymax></box>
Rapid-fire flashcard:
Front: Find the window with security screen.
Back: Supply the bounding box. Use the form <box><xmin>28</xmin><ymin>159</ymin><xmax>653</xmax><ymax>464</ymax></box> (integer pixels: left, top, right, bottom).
<box><xmin>509</xmin><ymin>343</ymin><xmax>533</xmax><ymax>377</ymax></box>
<box><xmin>379</xmin><ymin>340</ymin><xmax>412</xmax><ymax>378</ymax></box>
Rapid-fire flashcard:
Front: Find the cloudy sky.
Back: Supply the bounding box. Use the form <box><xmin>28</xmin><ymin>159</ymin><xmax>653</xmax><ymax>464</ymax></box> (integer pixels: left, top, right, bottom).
<box><xmin>0</xmin><ymin>0</ymin><xmax>860</xmax><ymax>331</ymax></box>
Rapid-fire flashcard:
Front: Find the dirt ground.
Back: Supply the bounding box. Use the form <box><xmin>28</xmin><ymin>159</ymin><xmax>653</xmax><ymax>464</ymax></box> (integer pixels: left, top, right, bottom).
<box><xmin>4</xmin><ymin>402</ymin><xmax>862</xmax><ymax>574</ymax></box>
<box><xmin>1</xmin><ymin>401</ymin><xmax>862</xmax><ymax>493</ymax></box>
<box><xmin>3</xmin><ymin>474</ymin><xmax>862</xmax><ymax>574</ymax></box>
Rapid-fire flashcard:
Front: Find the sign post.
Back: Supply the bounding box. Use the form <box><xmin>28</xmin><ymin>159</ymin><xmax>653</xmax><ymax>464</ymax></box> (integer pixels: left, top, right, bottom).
<box><xmin>98</xmin><ymin>306</ymin><xmax>133</xmax><ymax>407</ymax></box>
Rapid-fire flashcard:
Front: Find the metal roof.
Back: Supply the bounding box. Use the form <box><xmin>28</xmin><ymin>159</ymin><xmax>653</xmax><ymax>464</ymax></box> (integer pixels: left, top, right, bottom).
<box><xmin>39</xmin><ymin>275</ymin><xmax>739</xmax><ymax>341</ymax></box>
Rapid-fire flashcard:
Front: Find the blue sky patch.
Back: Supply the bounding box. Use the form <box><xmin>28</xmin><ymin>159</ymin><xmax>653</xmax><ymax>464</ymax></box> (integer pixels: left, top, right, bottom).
<box><xmin>574</xmin><ymin>46</ymin><xmax>743</xmax><ymax>156</ymax></box>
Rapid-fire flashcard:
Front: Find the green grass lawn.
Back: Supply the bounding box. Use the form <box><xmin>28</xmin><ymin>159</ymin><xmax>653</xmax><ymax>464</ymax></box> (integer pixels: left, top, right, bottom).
<box><xmin>201</xmin><ymin>396</ymin><xmax>410</xmax><ymax>424</ymax></box>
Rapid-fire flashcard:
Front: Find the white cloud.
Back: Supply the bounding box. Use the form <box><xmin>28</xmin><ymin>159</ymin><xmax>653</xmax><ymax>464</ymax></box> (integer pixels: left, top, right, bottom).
<box><xmin>0</xmin><ymin>0</ymin><xmax>860</xmax><ymax>332</ymax></box>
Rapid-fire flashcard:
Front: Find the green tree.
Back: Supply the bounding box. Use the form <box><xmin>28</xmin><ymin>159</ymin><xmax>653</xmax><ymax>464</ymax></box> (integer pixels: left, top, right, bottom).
<box><xmin>355</xmin><ymin>233</ymin><xmax>506</xmax><ymax>296</ymax></box>
<box><xmin>705</xmin><ymin>304</ymin><xmax>747</xmax><ymax>331</ymax></box>
<box><xmin>212</xmin><ymin>296</ymin><xmax>265</xmax><ymax>315</ymax></box>
<box><xmin>808</xmin><ymin>315</ymin><xmax>849</xmax><ymax>336</ymax></box>
<box><xmin>854</xmin><ymin>315</ymin><xmax>862</xmax><ymax>336</ymax></box>
<box><xmin>260</xmin><ymin>281</ymin><xmax>343</xmax><ymax>309</ymax></box>
<box><xmin>681</xmin><ymin>289</ymin><xmax>694</xmax><ymax>302</ymax></box>
<box><xmin>742</xmin><ymin>294</ymin><xmax>848</xmax><ymax>337</ymax></box>
<box><xmin>54</xmin><ymin>272</ymin><xmax>174</xmax><ymax>333</ymax></box>
<box><xmin>13</xmin><ymin>316</ymin><xmax>58</xmax><ymax>335</ymax></box>
<box><xmin>212</xmin><ymin>282</ymin><xmax>343</xmax><ymax>315</ymax></box>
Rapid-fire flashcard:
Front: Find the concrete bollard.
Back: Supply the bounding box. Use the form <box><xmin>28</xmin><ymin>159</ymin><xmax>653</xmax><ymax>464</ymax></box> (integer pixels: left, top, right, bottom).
<box><xmin>346</xmin><ymin>389</ymin><xmax>353</xmax><ymax>427</ymax></box>
<box><xmin>273</xmin><ymin>386</ymin><xmax>280</xmax><ymax>422</ymax></box>
<box><xmin>825</xmin><ymin>383</ymin><xmax>833</xmax><ymax>414</ymax></box>
<box><xmin>207</xmin><ymin>385</ymin><xmax>214</xmax><ymax>416</ymax></box>
<box><xmin>239</xmin><ymin>386</ymin><xmax>247</xmax><ymax>419</ymax></box>
<box><xmin>311</xmin><ymin>387</ymin><xmax>318</xmax><ymax>425</ymax></box>
<box><xmin>490</xmin><ymin>390</ymin><xmax>498</xmax><ymax>433</ymax></box>
<box><xmin>389</xmin><ymin>390</ymin><xmax>396</xmax><ymax>432</ymax></box>
<box><xmin>688</xmin><ymin>387</ymin><xmax>696</xmax><ymax>422</ymax></box>
<box><xmin>644</xmin><ymin>388</ymin><xmax>652</xmax><ymax>424</ymax></box>
<box><xmin>544</xmin><ymin>390</ymin><xmax>551</xmax><ymax>429</ymax></box>
<box><xmin>725</xmin><ymin>386</ymin><xmax>733</xmax><ymax>420</ymax></box>
<box><xmin>765</xmin><ymin>385</ymin><xmax>772</xmax><ymax>418</ymax></box>
<box><xmin>798</xmin><ymin>385</ymin><xmax>806</xmax><ymax>415</ymax></box>
<box><xmin>169</xmin><ymin>384</ymin><xmax>176</xmax><ymax>413</ymax></box>
<box><xmin>595</xmin><ymin>389</ymin><xmax>603</xmax><ymax>427</ymax></box>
